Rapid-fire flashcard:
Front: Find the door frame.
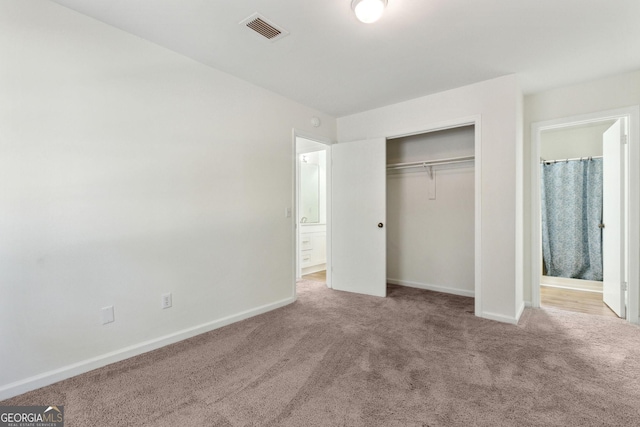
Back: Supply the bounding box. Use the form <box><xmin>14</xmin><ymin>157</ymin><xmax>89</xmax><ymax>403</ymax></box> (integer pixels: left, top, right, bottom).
<box><xmin>530</xmin><ymin>106</ymin><xmax>640</xmax><ymax>323</ymax></box>
<box><xmin>292</xmin><ymin>129</ymin><xmax>333</xmax><ymax>298</ymax></box>
<box><xmin>385</xmin><ymin>115</ymin><xmax>483</xmax><ymax>316</ymax></box>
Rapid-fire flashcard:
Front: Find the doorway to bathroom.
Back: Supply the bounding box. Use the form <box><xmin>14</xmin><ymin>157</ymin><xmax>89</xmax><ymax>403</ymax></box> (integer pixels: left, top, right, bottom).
<box><xmin>295</xmin><ymin>135</ymin><xmax>331</xmax><ymax>287</ymax></box>
<box><xmin>531</xmin><ymin>106</ymin><xmax>639</xmax><ymax>322</ymax></box>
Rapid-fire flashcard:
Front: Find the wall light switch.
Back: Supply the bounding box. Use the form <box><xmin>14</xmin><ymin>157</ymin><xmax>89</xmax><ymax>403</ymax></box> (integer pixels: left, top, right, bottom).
<box><xmin>162</xmin><ymin>293</ymin><xmax>172</xmax><ymax>309</ymax></box>
<box><xmin>101</xmin><ymin>306</ymin><xmax>114</xmax><ymax>324</ymax></box>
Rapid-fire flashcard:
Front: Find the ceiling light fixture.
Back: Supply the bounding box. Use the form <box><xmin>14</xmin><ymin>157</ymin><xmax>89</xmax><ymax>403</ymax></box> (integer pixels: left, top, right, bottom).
<box><xmin>351</xmin><ymin>0</ymin><xmax>388</xmax><ymax>24</ymax></box>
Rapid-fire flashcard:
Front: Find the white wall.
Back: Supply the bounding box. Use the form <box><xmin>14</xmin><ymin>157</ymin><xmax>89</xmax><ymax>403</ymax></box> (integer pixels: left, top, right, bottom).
<box><xmin>338</xmin><ymin>75</ymin><xmax>524</xmax><ymax>324</ymax></box>
<box><xmin>386</xmin><ymin>127</ymin><xmax>475</xmax><ymax>296</ymax></box>
<box><xmin>540</xmin><ymin>122</ymin><xmax>613</xmax><ymax>160</ymax></box>
<box><xmin>0</xmin><ymin>0</ymin><xmax>336</xmax><ymax>398</ymax></box>
<box><xmin>524</xmin><ymin>70</ymin><xmax>640</xmax><ymax>307</ymax></box>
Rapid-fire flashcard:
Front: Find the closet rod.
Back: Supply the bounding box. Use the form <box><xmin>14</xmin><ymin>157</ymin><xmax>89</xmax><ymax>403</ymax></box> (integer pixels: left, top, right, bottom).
<box><xmin>386</xmin><ymin>155</ymin><xmax>474</xmax><ymax>170</ymax></box>
<box><xmin>540</xmin><ymin>155</ymin><xmax>603</xmax><ymax>164</ymax></box>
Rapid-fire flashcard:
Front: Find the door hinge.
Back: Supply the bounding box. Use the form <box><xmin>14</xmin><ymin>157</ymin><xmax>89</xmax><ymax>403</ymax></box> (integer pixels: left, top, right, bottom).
<box><xmin>621</xmin><ymin>134</ymin><xmax>628</xmax><ymax>145</ymax></box>
<box><xmin>622</xmin><ymin>282</ymin><xmax>628</xmax><ymax>291</ymax></box>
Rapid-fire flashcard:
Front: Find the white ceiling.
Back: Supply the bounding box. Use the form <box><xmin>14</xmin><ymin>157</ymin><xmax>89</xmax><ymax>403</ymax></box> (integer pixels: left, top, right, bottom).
<box><xmin>50</xmin><ymin>0</ymin><xmax>640</xmax><ymax>117</ymax></box>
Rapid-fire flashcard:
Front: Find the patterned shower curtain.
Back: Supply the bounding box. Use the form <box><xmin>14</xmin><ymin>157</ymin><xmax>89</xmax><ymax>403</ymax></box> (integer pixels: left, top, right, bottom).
<box><xmin>540</xmin><ymin>158</ymin><xmax>603</xmax><ymax>281</ymax></box>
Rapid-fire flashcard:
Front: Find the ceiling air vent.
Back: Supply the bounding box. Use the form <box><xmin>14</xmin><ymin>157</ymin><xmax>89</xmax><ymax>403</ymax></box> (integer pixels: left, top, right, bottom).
<box><xmin>240</xmin><ymin>13</ymin><xmax>289</xmax><ymax>42</ymax></box>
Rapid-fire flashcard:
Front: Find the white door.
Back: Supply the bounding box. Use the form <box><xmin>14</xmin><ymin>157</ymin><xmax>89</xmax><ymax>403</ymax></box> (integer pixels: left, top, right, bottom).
<box><xmin>602</xmin><ymin>119</ymin><xmax>626</xmax><ymax>318</ymax></box>
<box><xmin>332</xmin><ymin>138</ymin><xmax>386</xmax><ymax>297</ymax></box>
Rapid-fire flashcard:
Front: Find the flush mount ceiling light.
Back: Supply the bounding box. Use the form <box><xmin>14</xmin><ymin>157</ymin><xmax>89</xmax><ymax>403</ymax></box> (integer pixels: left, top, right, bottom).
<box><xmin>351</xmin><ymin>0</ymin><xmax>388</xmax><ymax>24</ymax></box>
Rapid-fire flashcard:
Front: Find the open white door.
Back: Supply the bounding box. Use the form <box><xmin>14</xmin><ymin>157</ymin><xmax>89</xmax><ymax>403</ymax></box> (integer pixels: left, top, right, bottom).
<box><xmin>602</xmin><ymin>119</ymin><xmax>626</xmax><ymax>318</ymax></box>
<box><xmin>332</xmin><ymin>138</ymin><xmax>386</xmax><ymax>297</ymax></box>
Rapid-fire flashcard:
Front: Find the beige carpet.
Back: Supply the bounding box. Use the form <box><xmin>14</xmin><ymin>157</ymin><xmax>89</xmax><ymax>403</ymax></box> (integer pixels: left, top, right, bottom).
<box><xmin>4</xmin><ymin>280</ymin><xmax>640</xmax><ymax>426</ymax></box>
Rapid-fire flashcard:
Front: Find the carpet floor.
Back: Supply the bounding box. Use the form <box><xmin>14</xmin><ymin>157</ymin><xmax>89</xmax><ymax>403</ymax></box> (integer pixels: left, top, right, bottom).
<box><xmin>3</xmin><ymin>280</ymin><xmax>640</xmax><ymax>426</ymax></box>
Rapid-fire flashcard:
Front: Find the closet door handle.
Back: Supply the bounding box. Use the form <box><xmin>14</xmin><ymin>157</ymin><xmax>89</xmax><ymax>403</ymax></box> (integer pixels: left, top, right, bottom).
<box><xmin>378</xmin><ymin>223</ymin><xmax>384</xmax><ymax>228</ymax></box>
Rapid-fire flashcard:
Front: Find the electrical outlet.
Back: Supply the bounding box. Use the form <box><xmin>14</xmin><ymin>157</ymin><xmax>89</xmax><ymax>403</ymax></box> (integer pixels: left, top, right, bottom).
<box><xmin>101</xmin><ymin>306</ymin><xmax>114</xmax><ymax>324</ymax></box>
<box><xmin>161</xmin><ymin>293</ymin><xmax>172</xmax><ymax>309</ymax></box>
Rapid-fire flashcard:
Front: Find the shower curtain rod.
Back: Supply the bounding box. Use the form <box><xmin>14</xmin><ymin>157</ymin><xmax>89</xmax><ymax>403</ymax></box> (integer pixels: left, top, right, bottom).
<box><xmin>540</xmin><ymin>155</ymin><xmax>603</xmax><ymax>164</ymax></box>
<box><xmin>386</xmin><ymin>155</ymin><xmax>475</xmax><ymax>171</ymax></box>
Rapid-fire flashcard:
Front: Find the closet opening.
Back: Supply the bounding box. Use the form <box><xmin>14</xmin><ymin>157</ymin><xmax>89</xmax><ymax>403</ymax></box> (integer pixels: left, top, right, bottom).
<box><xmin>386</xmin><ymin>125</ymin><xmax>476</xmax><ymax>304</ymax></box>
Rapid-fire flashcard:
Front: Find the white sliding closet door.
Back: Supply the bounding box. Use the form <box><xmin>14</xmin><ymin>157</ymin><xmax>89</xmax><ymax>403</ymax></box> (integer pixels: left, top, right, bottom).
<box><xmin>332</xmin><ymin>138</ymin><xmax>386</xmax><ymax>297</ymax></box>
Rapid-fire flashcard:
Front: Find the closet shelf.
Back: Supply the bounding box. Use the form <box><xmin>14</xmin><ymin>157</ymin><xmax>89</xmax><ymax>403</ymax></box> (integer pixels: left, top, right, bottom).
<box><xmin>386</xmin><ymin>155</ymin><xmax>474</xmax><ymax>171</ymax></box>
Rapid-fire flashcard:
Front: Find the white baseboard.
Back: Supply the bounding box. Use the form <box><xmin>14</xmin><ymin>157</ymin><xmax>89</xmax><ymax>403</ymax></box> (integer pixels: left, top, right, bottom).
<box><xmin>387</xmin><ymin>278</ymin><xmax>475</xmax><ymax>298</ymax></box>
<box><xmin>0</xmin><ymin>296</ymin><xmax>295</xmax><ymax>401</ymax></box>
<box><xmin>541</xmin><ymin>275</ymin><xmax>602</xmax><ymax>293</ymax></box>
<box><xmin>479</xmin><ymin>301</ymin><xmax>525</xmax><ymax>325</ymax></box>
<box><xmin>480</xmin><ymin>310</ymin><xmax>520</xmax><ymax>325</ymax></box>
<box><xmin>515</xmin><ymin>301</ymin><xmax>526</xmax><ymax>323</ymax></box>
